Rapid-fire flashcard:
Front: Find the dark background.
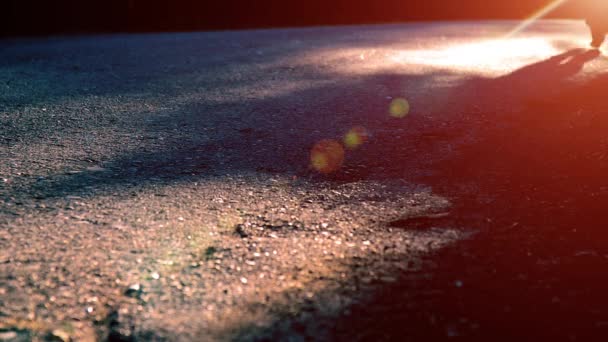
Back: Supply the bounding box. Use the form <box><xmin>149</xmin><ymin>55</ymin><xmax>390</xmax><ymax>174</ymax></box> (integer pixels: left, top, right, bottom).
<box><xmin>0</xmin><ymin>0</ymin><xmax>585</xmax><ymax>37</ymax></box>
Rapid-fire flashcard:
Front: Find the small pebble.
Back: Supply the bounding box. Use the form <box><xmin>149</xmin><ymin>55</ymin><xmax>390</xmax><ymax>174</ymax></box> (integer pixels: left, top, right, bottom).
<box><xmin>51</xmin><ymin>329</ymin><xmax>70</xmax><ymax>342</ymax></box>
<box><xmin>125</xmin><ymin>283</ymin><xmax>143</xmax><ymax>297</ymax></box>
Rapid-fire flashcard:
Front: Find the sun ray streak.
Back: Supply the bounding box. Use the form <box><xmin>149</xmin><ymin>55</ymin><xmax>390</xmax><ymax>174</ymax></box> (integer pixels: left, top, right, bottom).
<box><xmin>507</xmin><ymin>0</ymin><xmax>569</xmax><ymax>37</ymax></box>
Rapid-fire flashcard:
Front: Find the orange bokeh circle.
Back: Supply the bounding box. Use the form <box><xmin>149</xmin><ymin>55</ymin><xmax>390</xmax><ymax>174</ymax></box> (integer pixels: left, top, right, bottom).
<box><xmin>310</xmin><ymin>139</ymin><xmax>345</xmax><ymax>174</ymax></box>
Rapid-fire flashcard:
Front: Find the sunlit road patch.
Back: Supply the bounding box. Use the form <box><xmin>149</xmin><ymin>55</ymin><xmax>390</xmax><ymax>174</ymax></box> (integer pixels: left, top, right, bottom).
<box><xmin>299</xmin><ymin>21</ymin><xmax>606</xmax><ymax>78</ymax></box>
<box><xmin>389</xmin><ymin>38</ymin><xmax>561</xmax><ymax>74</ymax></box>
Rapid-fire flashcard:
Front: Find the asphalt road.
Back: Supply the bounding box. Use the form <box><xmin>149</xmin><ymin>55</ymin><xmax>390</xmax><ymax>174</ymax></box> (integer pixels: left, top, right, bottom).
<box><xmin>2</xmin><ymin>20</ymin><xmax>608</xmax><ymax>341</ymax></box>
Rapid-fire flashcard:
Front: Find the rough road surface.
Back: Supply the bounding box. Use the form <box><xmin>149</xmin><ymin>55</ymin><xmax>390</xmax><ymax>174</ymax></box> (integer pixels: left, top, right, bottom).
<box><xmin>2</xmin><ymin>20</ymin><xmax>608</xmax><ymax>341</ymax></box>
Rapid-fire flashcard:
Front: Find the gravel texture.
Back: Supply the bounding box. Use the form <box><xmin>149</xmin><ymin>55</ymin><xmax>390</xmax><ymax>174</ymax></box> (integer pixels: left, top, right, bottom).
<box><xmin>2</xmin><ymin>20</ymin><xmax>608</xmax><ymax>340</ymax></box>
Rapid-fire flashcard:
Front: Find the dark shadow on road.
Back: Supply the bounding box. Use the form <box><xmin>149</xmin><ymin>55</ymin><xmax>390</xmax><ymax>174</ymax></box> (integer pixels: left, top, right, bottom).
<box><xmin>6</xmin><ymin>67</ymin><xmax>458</xmax><ymax>201</ymax></box>
<box><xmin>325</xmin><ymin>50</ymin><xmax>608</xmax><ymax>340</ymax></box>
<box><xmin>218</xmin><ymin>49</ymin><xmax>608</xmax><ymax>341</ymax></box>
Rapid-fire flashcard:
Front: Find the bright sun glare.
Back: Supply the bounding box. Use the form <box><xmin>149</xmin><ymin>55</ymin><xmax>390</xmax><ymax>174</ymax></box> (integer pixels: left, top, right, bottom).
<box><xmin>389</xmin><ymin>0</ymin><xmax>581</xmax><ymax>75</ymax></box>
<box><xmin>390</xmin><ymin>38</ymin><xmax>560</xmax><ymax>75</ymax></box>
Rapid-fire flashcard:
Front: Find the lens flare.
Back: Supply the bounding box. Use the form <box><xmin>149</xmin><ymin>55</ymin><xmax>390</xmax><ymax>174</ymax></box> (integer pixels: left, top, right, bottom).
<box><xmin>310</xmin><ymin>139</ymin><xmax>345</xmax><ymax>174</ymax></box>
<box><xmin>343</xmin><ymin>126</ymin><xmax>370</xmax><ymax>150</ymax></box>
<box><xmin>389</xmin><ymin>98</ymin><xmax>410</xmax><ymax>118</ymax></box>
<box><xmin>507</xmin><ymin>0</ymin><xmax>568</xmax><ymax>37</ymax></box>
